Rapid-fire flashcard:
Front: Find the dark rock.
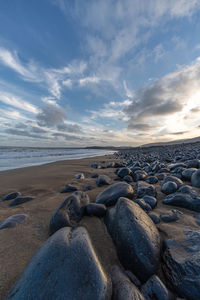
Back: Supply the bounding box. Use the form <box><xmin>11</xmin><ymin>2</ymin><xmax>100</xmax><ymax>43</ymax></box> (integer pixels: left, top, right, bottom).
<box><xmin>134</xmin><ymin>198</ymin><xmax>152</xmax><ymax>212</ymax></box>
<box><xmin>9</xmin><ymin>196</ymin><xmax>34</xmax><ymax>207</ymax></box>
<box><xmin>125</xmin><ymin>270</ymin><xmax>141</xmax><ymax>287</ymax></box>
<box><xmin>194</xmin><ymin>214</ymin><xmax>200</xmax><ymax>225</ymax></box>
<box><xmin>156</xmin><ymin>173</ymin><xmax>167</xmax><ymax>180</ymax></box>
<box><xmin>163</xmin><ymin>229</ymin><xmax>200</xmax><ymax>300</ymax></box>
<box><xmin>6</xmin><ymin>227</ymin><xmax>111</xmax><ymax>300</ymax></box>
<box><xmin>96</xmin><ymin>182</ymin><xmax>134</xmax><ymax>206</ymax></box>
<box><xmin>2</xmin><ymin>192</ymin><xmax>21</xmax><ymax>201</ymax></box>
<box><xmin>91</xmin><ymin>173</ymin><xmax>98</xmax><ymax>178</ymax></box>
<box><xmin>105</xmin><ymin>197</ymin><xmax>160</xmax><ymax>282</ymax></box>
<box><xmin>148</xmin><ymin>213</ymin><xmax>160</xmax><ymax>224</ymax></box>
<box><xmin>178</xmin><ymin>185</ymin><xmax>198</xmax><ymax>198</ymax></box>
<box><xmin>133</xmin><ymin>170</ymin><xmax>148</xmax><ymax>181</ymax></box>
<box><xmin>83</xmin><ymin>185</ymin><xmax>94</xmax><ymax>191</ymax></box>
<box><xmin>60</xmin><ymin>184</ymin><xmax>78</xmax><ymax>193</ymax></box>
<box><xmin>163</xmin><ymin>192</ymin><xmax>200</xmax><ymax>212</ymax></box>
<box><xmin>141</xmin><ymin>275</ymin><xmax>175</xmax><ymax>300</ymax></box>
<box><xmin>86</xmin><ymin>203</ymin><xmax>107</xmax><ymax>217</ymax></box>
<box><xmin>0</xmin><ymin>214</ymin><xmax>27</xmax><ymax>230</ymax></box>
<box><xmin>161</xmin><ymin>181</ymin><xmax>178</xmax><ymax>195</ymax></box>
<box><xmin>191</xmin><ymin>169</ymin><xmax>200</xmax><ymax>188</ymax></box>
<box><xmin>75</xmin><ymin>173</ymin><xmax>85</xmax><ymax>179</ymax></box>
<box><xmin>163</xmin><ymin>176</ymin><xmax>183</xmax><ymax>188</ymax></box>
<box><xmin>96</xmin><ymin>175</ymin><xmax>112</xmax><ymax>187</ymax></box>
<box><xmin>143</xmin><ymin>195</ymin><xmax>157</xmax><ymax>208</ymax></box>
<box><xmin>168</xmin><ymin>163</ymin><xmax>186</xmax><ymax>171</ymax></box>
<box><xmin>91</xmin><ymin>163</ymin><xmax>100</xmax><ymax>169</ymax></box>
<box><xmin>123</xmin><ymin>175</ymin><xmax>133</xmax><ymax>183</ymax></box>
<box><xmin>145</xmin><ymin>176</ymin><xmax>158</xmax><ymax>184</ymax></box>
<box><xmin>137</xmin><ymin>181</ymin><xmax>157</xmax><ymax>198</ymax></box>
<box><xmin>186</xmin><ymin>159</ymin><xmax>200</xmax><ymax>168</ymax></box>
<box><xmin>182</xmin><ymin>168</ymin><xmax>197</xmax><ymax>181</ymax></box>
<box><xmin>111</xmin><ymin>265</ymin><xmax>145</xmax><ymax>300</ymax></box>
<box><xmin>160</xmin><ymin>212</ymin><xmax>179</xmax><ymax>223</ymax></box>
<box><xmin>118</xmin><ymin>167</ymin><xmax>132</xmax><ymax>178</ymax></box>
<box><xmin>50</xmin><ymin>191</ymin><xmax>89</xmax><ymax>235</ymax></box>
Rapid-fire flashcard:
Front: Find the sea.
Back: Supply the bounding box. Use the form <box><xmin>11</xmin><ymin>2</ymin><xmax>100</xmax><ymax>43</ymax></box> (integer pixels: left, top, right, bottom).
<box><xmin>0</xmin><ymin>147</ymin><xmax>115</xmax><ymax>172</ymax></box>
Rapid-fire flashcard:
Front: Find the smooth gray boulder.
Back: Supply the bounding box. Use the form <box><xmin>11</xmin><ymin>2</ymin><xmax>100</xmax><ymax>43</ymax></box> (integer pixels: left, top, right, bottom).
<box><xmin>117</xmin><ymin>167</ymin><xmax>132</xmax><ymax>178</ymax></box>
<box><xmin>6</xmin><ymin>227</ymin><xmax>111</xmax><ymax>300</ymax></box>
<box><xmin>143</xmin><ymin>195</ymin><xmax>157</xmax><ymax>208</ymax></box>
<box><xmin>163</xmin><ymin>192</ymin><xmax>200</xmax><ymax>212</ymax></box>
<box><xmin>60</xmin><ymin>184</ymin><xmax>78</xmax><ymax>193</ymax></box>
<box><xmin>0</xmin><ymin>214</ymin><xmax>27</xmax><ymax>230</ymax></box>
<box><xmin>105</xmin><ymin>197</ymin><xmax>160</xmax><ymax>282</ymax></box>
<box><xmin>96</xmin><ymin>182</ymin><xmax>134</xmax><ymax>206</ymax></box>
<box><xmin>191</xmin><ymin>169</ymin><xmax>200</xmax><ymax>188</ymax></box>
<box><xmin>50</xmin><ymin>191</ymin><xmax>89</xmax><ymax>235</ymax></box>
<box><xmin>141</xmin><ymin>275</ymin><xmax>175</xmax><ymax>300</ymax></box>
<box><xmin>161</xmin><ymin>181</ymin><xmax>178</xmax><ymax>195</ymax></box>
<box><xmin>163</xmin><ymin>176</ymin><xmax>183</xmax><ymax>188</ymax></box>
<box><xmin>111</xmin><ymin>265</ymin><xmax>145</xmax><ymax>300</ymax></box>
<box><xmin>163</xmin><ymin>229</ymin><xmax>200</xmax><ymax>300</ymax></box>
<box><xmin>86</xmin><ymin>203</ymin><xmax>107</xmax><ymax>217</ymax></box>
<box><xmin>182</xmin><ymin>168</ymin><xmax>197</xmax><ymax>181</ymax></box>
<box><xmin>9</xmin><ymin>196</ymin><xmax>34</xmax><ymax>206</ymax></box>
<box><xmin>2</xmin><ymin>192</ymin><xmax>21</xmax><ymax>201</ymax></box>
<box><xmin>137</xmin><ymin>181</ymin><xmax>157</xmax><ymax>198</ymax></box>
<box><xmin>96</xmin><ymin>175</ymin><xmax>112</xmax><ymax>187</ymax></box>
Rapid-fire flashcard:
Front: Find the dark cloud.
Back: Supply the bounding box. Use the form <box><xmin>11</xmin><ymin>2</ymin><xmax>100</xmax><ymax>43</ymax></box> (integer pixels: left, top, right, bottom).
<box><xmin>170</xmin><ymin>131</ymin><xmax>188</xmax><ymax>135</ymax></box>
<box><xmin>5</xmin><ymin>128</ymin><xmax>48</xmax><ymax>139</ymax></box>
<box><xmin>57</xmin><ymin>123</ymin><xmax>81</xmax><ymax>133</ymax></box>
<box><xmin>124</xmin><ymin>62</ymin><xmax>200</xmax><ymax>129</ymax></box>
<box><xmin>30</xmin><ymin>126</ymin><xmax>47</xmax><ymax>134</ymax></box>
<box><xmin>15</xmin><ymin>123</ymin><xmax>27</xmax><ymax>129</ymax></box>
<box><xmin>52</xmin><ymin>132</ymin><xmax>82</xmax><ymax>141</ymax></box>
<box><xmin>190</xmin><ymin>106</ymin><xmax>200</xmax><ymax>113</ymax></box>
<box><xmin>37</xmin><ymin>104</ymin><xmax>66</xmax><ymax>127</ymax></box>
<box><xmin>127</xmin><ymin>123</ymin><xmax>155</xmax><ymax>131</ymax></box>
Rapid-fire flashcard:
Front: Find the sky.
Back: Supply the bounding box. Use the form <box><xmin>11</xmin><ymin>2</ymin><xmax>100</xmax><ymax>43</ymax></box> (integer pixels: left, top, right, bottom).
<box><xmin>0</xmin><ymin>0</ymin><xmax>200</xmax><ymax>147</ymax></box>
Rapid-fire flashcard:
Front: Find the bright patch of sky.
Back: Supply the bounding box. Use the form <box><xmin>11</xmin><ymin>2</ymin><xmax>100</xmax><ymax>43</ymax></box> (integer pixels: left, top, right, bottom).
<box><xmin>0</xmin><ymin>0</ymin><xmax>200</xmax><ymax>147</ymax></box>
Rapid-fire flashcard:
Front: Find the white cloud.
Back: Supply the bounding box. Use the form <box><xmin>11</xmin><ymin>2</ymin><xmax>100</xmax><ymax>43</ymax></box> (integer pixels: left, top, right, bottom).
<box><xmin>0</xmin><ymin>92</ymin><xmax>39</xmax><ymax>114</ymax></box>
<box><xmin>79</xmin><ymin>76</ymin><xmax>101</xmax><ymax>86</ymax></box>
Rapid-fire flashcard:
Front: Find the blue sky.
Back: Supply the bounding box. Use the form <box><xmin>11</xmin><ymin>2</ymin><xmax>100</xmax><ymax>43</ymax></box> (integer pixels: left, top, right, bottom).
<box><xmin>0</xmin><ymin>0</ymin><xmax>200</xmax><ymax>147</ymax></box>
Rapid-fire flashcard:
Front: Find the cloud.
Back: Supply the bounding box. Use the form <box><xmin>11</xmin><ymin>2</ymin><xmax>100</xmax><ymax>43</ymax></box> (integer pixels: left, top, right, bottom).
<box><xmin>5</xmin><ymin>128</ymin><xmax>48</xmax><ymax>140</ymax></box>
<box><xmin>30</xmin><ymin>126</ymin><xmax>47</xmax><ymax>134</ymax></box>
<box><xmin>52</xmin><ymin>132</ymin><xmax>82</xmax><ymax>141</ymax></box>
<box><xmin>37</xmin><ymin>104</ymin><xmax>67</xmax><ymax>127</ymax></box>
<box><xmin>0</xmin><ymin>92</ymin><xmax>39</xmax><ymax>114</ymax></box>
<box><xmin>0</xmin><ymin>47</ymin><xmax>87</xmax><ymax>100</ymax></box>
<box><xmin>124</xmin><ymin>58</ymin><xmax>200</xmax><ymax>129</ymax></box>
<box><xmin>15</xmin><ymin>122</ymin><xmax>27</xmax><ymax>129</ymax></box>
<box><xmin>170</xmin><ymin>131</ymin><xmax>189</xmax><ymax>135</ymax></box>
<box><xmin>190</xmin><ymin>106</ymin><xmax>200</xmax><ymax>113</ymax></box>
<box><xmin>128</xmin><ymin>123</ymin><xmax>155</xmax><ymax>131</ymax></box>
<box><xmin>57</xmin><ymin>123</ymin><xmax>81</xmax><ymax>133</ymax></box>
<box><xmin>79</xmin><ymin>76</ymin><xmax>101</xmax><ymax>86</ymax></box>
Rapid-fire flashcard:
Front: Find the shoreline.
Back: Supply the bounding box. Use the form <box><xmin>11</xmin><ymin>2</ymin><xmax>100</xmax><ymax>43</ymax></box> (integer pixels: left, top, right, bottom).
<box><xmin>0</xmin><ymin>149</ymin><xmax>115</xmax><ymax>172</ymax></box>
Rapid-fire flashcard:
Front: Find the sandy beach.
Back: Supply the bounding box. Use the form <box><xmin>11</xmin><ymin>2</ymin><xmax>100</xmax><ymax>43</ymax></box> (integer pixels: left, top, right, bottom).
<box><xmin>0</xmin><ymin>154</ymin><xmax>119</xmax><ymax>299</ymax></box>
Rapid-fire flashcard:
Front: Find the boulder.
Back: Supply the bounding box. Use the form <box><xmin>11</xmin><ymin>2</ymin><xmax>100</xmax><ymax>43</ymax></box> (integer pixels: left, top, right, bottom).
<box><xmin>163</xmin><ymin>229</ymin><xmax>200</xmax><ymax>300</ymax></box>
<box><xmin>96</xmin><ymin>182</ymin><xmax>134</xmax><ymax>206</ymax></box>
<box><xmin>181</xmin><ymin>168</ymin><xmax>197</xmax><ymax>181</ymax></box>
<box><xmin>143</xmin><ymin>195</ymin><xmax>157</xmax><ymax>208</ymax></box>
<box><xmin>137</xmin><ymin>181</ymin><xmax>157</xmax><ymax>198</ymax></box>
<box><xmin>2</xmin><ymin>192</ymin><xmax>21</xmax><ymax>201</ymax></box>
<box><xmin>105</xmin><ymin>198</ymin><xmax>160</xmax><ymax>281</ymax></box>
<box><xmin>161</xmin><ymin>181</ymin><xmax>178</xmax><ymax>195</ymax></box>
<box><xmin>163</xmin><ymin>176</ymin><xmax>183</xmax><ymax>188</ymax></box>
<box><xmin>6</xmin><ymin>227</ymin><xmax>111</xmax><ymax>300</ymax></box>
<box><xmin>191</xmin><ymin>169</ymin><xmax>200</xmax><ymax>188</ymax></box>
<box><xmin>0</xmin><ymin>214</ymin><xmax>27</xmax><ymax>230</ymax></box>
<box><xmin>75</xmin><ymin>173</ymin><xmax>85</xmax><ymax>179</ymax></box>
<box><xmin>96</xmin><ymin>175</ymin><xmax>112</xmax><ymax>187</ymax></box>
<box><xmin>50</xmin><ymin>191</ymin><xmax>89</xmax><ymax>235</ymax></box>
<box><xmin>163</xmin><ymin>192</ymin><xmax>200</xmax><ymax>212</ymax></box>
<box><xmin>145</xmin><ymin>176</ymin><xmax>158</xmax><ymax>184</ymax></box>
<box><xmin>9</xmin><ymin>196</ymin><xmax>34</xmax><ymax>207</ymax></box>
<box><xmin>86</xmin><ymin>203</ymin><xmax>107</xmax><ymax>217</ymax></box>
<box><xmin>134</xmin><ymin>198</ymin><xmax>152</xmax><ymax>212</ymax></box>
<box><xmin>60</xmin><ymin>184</ymin><xmax>78</xmax><ymax>193</ymax></box>
<box><xmin>111</xmin><ymin>265</ymin><xmax>145</xmax><ymax>300</ymax></box>
<box><xmin>117</xmin><ymin>167</ymin><xmax>132</xmax><ymax>178</ymax></box>
<box><xmin>141</xmin><ymin>275</ymin><xmax>175</xmax><ymax>300</ymax></box>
